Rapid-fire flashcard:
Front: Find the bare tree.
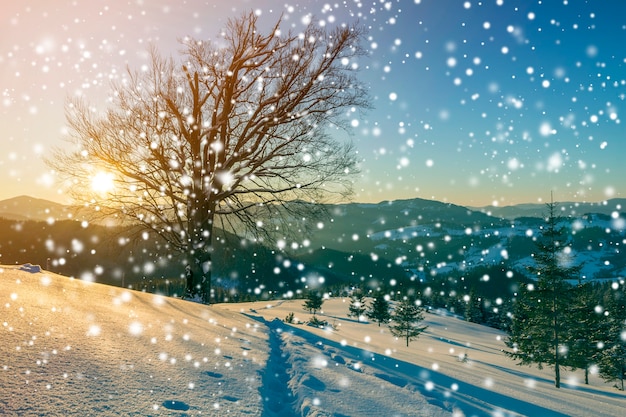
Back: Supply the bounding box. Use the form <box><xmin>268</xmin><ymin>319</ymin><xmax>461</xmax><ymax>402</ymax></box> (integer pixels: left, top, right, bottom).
<box><xmin>48</xmin><ymin>12</ymin><xmax>369</xmax><ymax>303</ymax></box>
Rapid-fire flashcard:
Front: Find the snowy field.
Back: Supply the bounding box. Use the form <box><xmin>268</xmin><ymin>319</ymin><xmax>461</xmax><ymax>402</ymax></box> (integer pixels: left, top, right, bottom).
<box><xmin>2</xmin><ymin>265</ymin><xmax>624</xmax><ymax>416</ymax></box>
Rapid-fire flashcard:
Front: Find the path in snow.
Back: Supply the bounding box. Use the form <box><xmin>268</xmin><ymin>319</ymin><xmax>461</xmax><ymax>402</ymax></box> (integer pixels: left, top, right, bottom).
<box><xmin>256</xmin><ymin>316</ymin><xmax>297</xmax><ymax>416</ymax></box>
<box><xmin>233</xmin><ymin>298</ymin><xmax>626</xmax><ymax>417</ymax></box>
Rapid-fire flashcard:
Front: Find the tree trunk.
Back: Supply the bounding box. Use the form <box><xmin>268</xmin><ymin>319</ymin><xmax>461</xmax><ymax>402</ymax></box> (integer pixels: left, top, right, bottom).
<box><xmin>188</xmin><ymin>197</ymin><xmax>215</xmax><ymax>304</ymax></box>
<box><xmin>554</xmin><ymin>327</ymin><xmax>561</xmax><ymax>388</ymax></box>
<box><xmin>554</xmin><ymin>361</ymin><xmax>560</xmax><ymax>388</ymax></box>
<box><xmin>198</xmin><ymin>249</ymin><xmax>212</xmax><ymax>304</ymax></box>
<box><xmin>553</xmin><ymin>288</ymin><xmax>561</xmax><ymax>388</ymax></box>
<box><xmin>199</xmin><ymin>215</ymin><xmax>214</xmax><ymax>304</ymax></box>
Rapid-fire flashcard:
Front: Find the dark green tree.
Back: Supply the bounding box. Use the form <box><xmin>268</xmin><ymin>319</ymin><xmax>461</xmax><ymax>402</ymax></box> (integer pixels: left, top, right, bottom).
<box><xmin>567</xmin><ymin>282</ymin><xmax>606</xmax><ymax>385</ymax></box>
<box><xmin>389</xmin><ymin>298</ymin><xmax>428</xmax><ymax>347</ymax></box>
<box><xmin>596</xmin><ymin>282</ymin><xmax>626</xmax><ymax>390</ymax></box>
<box><xmin>348</xmin><ymin>291</ymin><xmax>367</xmax><ymax>322</ymax></box>
<box><xmin>505</xmin><ymin>199</ymin><xmax>581</xmax><ymax>388</ymax></box>
<box><xmin>464</xmin><ymin>287</ymin><xmax>484</xmax><ymax>324</ymax></box>
<box><xmin>303</xmin><ymin>291</ymin><xmax>324</xmax><ymax>317</ymax></box>
<box><xmin>366</xmin><ymin>293</ymin><xmax>392</xmax><ymax>327</ymax></box>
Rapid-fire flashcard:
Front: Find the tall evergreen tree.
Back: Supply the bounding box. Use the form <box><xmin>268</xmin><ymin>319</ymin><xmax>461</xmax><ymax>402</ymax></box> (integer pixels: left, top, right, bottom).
<box><xmin>366</xmin><ymin>293</ymin><xmax>392</xmax><ymax>327</ymax></box>
<box><xmin>389</xmin><ymin>298</ymin><xmax>429</xmax><ymax>347</ymax></box>
<box><xmin>596</xmin><ymin>282</ymin><xmax>626</xmax><ymax>390</ymax></box>
<box><xmin>348</xmin><ymin>291</ymin><xmax>367</xmax><ymax>322</ymax></box>
<box><xmin>567</xmin><ymin>282</ymin><xmax>606</xmax><ymax>385</ymax></box>
<box><xmin>505</xmin><ymin>199</ymin><xmax>581</xmax><ymax>388</ymax></box>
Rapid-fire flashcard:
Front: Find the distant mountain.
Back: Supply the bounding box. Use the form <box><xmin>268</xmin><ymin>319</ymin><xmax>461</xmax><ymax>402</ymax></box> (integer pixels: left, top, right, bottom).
<box><xmin>296</xmin><ymin>197</ymin><xmax>626</xmax><ymax>288</ymax></box>
<box><xmin>469</xmin><ymin>199</ymin><xmax>626</xmax><ymax>220</ymax></box>
<box><xmin>0</xmin><ymin>195</ymin><xmax>125</xmax><ymax>226</ymax></box>
<box><xmin>3</xmin><ymin>195</ymin><xmax>623</xmax><ymax>223</ymax></box>
<box><xmin>307</xmin><ymin>197</ymin><xmax>500</xmax><ymax>252</ymax></box>
<box><xmin>2</xmin><ymin>195</ymin><xmax>625</xmax><ymax>294</ymax></box>
<box><xmin>0</xmin><ymin>195</ymin><xmax>73</xmax><ymax>222</ymax></box>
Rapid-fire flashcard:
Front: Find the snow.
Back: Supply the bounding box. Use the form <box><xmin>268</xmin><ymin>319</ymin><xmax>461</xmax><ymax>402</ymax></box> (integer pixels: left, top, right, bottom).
<box><xmin>2</xmin><ymin>265</ymin><xmax>625</xmax><ymax>416</ymax></box>
<box><xmin>373</xmin><ymin>214</ymin><xmax>626</xmax><ymax>283</ymax></box>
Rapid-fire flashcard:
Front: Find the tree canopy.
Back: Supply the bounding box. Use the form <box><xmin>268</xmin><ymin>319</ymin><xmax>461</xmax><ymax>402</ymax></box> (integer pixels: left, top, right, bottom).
<box><xmin>48</xmin><ymin>12</ymin><xmax>369</xmax><ymax>302</ymax></box>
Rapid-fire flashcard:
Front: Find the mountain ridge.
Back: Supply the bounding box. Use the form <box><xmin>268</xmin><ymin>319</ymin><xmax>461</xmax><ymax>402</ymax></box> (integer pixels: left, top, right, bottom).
<box><xmin>0</xmin><ymin>195</ymin><xmax>72</xmax><ymax>222</ymax></box>
<box><xmin>2</xmin><ymin>195</ymin><xmax>625</xmax><ymax>293</ymax></box>
<box><xmin>4</xmin><ymin>194</ymin><xmax>624</xmax><ymax>223</ymax></box>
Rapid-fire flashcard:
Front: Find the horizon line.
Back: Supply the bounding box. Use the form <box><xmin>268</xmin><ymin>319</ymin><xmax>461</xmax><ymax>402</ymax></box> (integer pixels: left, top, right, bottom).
<box><xmin>0</xmin><ymin>193</ymin><xmax>624</xmax><ymax>210</ymax></box>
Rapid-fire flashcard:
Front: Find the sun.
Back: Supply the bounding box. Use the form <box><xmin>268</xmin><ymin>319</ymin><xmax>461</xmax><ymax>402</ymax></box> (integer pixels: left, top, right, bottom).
<box><xmin>91</xmin><ymin>171</ymin><xmax>115</xmax><ymax>194</ymax></box>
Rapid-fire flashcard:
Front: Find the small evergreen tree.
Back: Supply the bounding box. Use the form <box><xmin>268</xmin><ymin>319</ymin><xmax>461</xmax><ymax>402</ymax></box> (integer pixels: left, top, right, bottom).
<box><xmin>389</xmin><ymin>298</ymin><xmax>428</xmax><ymax>347</ymax></box>
<box><xmin>505</xmin><ymin>198</ymin><xmax>581</xmax><ymax>388</ymax></box>
<box><xmin>303</xmin><ymin>291</ymin><xmax>324</xmax><ymax>316</ymax></box>
<box><xmin>464</xmin><ymin>287</ymin><xmax>484</xmax><ymax>324</ymax></box>
<box><xmin>366</xmin><ymin>293</ymin><xmax>392</xmax><ymax>327</ymax></box>
<box><xmin>348</xmin><ymin>291</ymin><xmax>367</xmax><ymax>322</ymax></box>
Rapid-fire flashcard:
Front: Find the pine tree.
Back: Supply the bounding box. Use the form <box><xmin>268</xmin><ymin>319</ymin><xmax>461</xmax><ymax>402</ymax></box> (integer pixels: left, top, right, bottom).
<box><xmin>366</xmin><ymin>293</ymin><xmax>392</xmax><ymax>327</ymax></box>
<box><xmin>389</xmin><ymin>298</ymin><xmax>428</xmax><ymax>347</ymax></box>
<box><xmin>465</xmin><ymin>287</ymin><xmax>484</xmax><ymax>324</ymax></box>
<box><xmin>596</xmin><ymin>282</ymin><xmax>626</xmax><ymax>390</ymax></box>
<box><xmin>567</xmin><ymin>282</ymin><xmax>606</xmax><ymax>385</ymax></box>
<box><xmin>505</xmin><ymin>198</ymin><xmax>581</xmax><ymax>388</ymax></box>
<box><xmin>303</xmin><ymin>291</ymin><xmax>324</xmax><ymax>317</ymax></box>
<box><xmin>348</xmin><ymin>291</ymin><xmax>367</xmax><ymax>322</ymax></box>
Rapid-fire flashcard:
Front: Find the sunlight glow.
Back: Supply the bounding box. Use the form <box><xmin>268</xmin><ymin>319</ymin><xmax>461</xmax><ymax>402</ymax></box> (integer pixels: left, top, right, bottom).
<box><xmin>91</xmin><ymin>171</ymin><xmax>115</xmax><ymax>194</ymax></box>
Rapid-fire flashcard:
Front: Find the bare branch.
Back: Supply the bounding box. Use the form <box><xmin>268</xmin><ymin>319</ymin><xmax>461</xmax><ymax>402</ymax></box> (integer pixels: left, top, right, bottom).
<box><xmin>47</xmin><ymin>11</ymin><xmax>369</xmax><ymax>303</ymax></box>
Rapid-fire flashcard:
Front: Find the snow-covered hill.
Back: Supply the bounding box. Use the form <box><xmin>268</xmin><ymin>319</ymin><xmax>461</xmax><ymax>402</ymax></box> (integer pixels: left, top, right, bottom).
<box><xmin>2</xmin><ymin>196</ymin><xmax>624</xmax><ymax>289</ymax></box>
<box><xmin>0</xmin><ymin>195</ymin><xmax>71</xmax><ymax>222</ymax></box>
<box><xmin>2</xmin><ymin>265</ymin><xmax>624</xmax><ymax>416</ymax></box>
<box><xmin>370</xmin><ymin>212</ymin><xmax>626</xmax><ymax>282</ymax></box>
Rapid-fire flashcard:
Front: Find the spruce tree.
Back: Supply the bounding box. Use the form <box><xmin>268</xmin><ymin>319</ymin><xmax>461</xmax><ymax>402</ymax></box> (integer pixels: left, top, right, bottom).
<box><xmin>505</xmin><ymin>199</ymin><xmax>581</xmax><ymax>388</ymax></box>
<box><xmin>389</xmin><ymin>298</ymin><xmax>428</xmax><ymax>347</ymax></box>
<box><xmin>567</xmin><ymin>282</ymin><xmax>606</xmax><ymax>385</ymax></box>
<box><xmin>596</xmin><ymin>282</ymin><xmax>626</xmax><ymax>390</ymax></box>
<box><xmin>348</xmin><ymin>291</ymin><xmax>367</xmax><ymax>322</ymax></box>
<box><xmin>303</xmin><ymin>291</ymin><xmax>324</xmax><ymax>317</ymax></box>
<box><xmin>465</xmin><ymin>287</ymin><xmax>484</xmax><ymax>324</ymax></box>
<box><xmin>366</xmin><ymin>293</ymin><xmax>392</xmax><ymax>327</ymax></box>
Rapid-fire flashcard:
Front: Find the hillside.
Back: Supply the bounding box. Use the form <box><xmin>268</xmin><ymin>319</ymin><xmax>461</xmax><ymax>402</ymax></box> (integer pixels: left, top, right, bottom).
<box><xmin>2</xmin><ymin>265</ymin><xmax>624</xmax><ymax>416</ymax></box>
<box><xmin>469</xmin><ymin>199</ymin><xmax>626</xmax><ymax>220</ymax></box>
<box><xmin>0</xmin><ymin>195</ymin><xmax>71</xmax><ymax>222</ymax></box>
<box><xmin>1</xmin><ymin>195</ymin><xmax>625</xmax><ymax>306</ymax></box>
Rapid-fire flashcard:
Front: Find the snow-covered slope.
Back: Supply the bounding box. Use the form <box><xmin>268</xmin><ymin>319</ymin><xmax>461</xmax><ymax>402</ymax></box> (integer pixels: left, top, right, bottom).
<box><xmin>371</xmin><ymin>213</ymin><xmax>626</xmax><ymax>282</ymax></box>
<box><xmin>2</xmin><ymin>265</ymin><xmax>624</xmax><ymax>416</ymax></box>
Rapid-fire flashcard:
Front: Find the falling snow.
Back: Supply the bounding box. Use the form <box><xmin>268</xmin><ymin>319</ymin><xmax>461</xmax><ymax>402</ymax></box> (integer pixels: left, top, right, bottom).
<box><xmin>1</xmin><ymin>1</ymin><xmax>626</xmax><ymax>415</ymax></box>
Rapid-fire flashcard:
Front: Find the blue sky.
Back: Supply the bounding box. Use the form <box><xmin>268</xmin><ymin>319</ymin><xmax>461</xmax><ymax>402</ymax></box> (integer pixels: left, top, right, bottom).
<box><xmin>1</xmin><ymin>0</ymin><xmax>625</xmax><ymax>206</ymax></box>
